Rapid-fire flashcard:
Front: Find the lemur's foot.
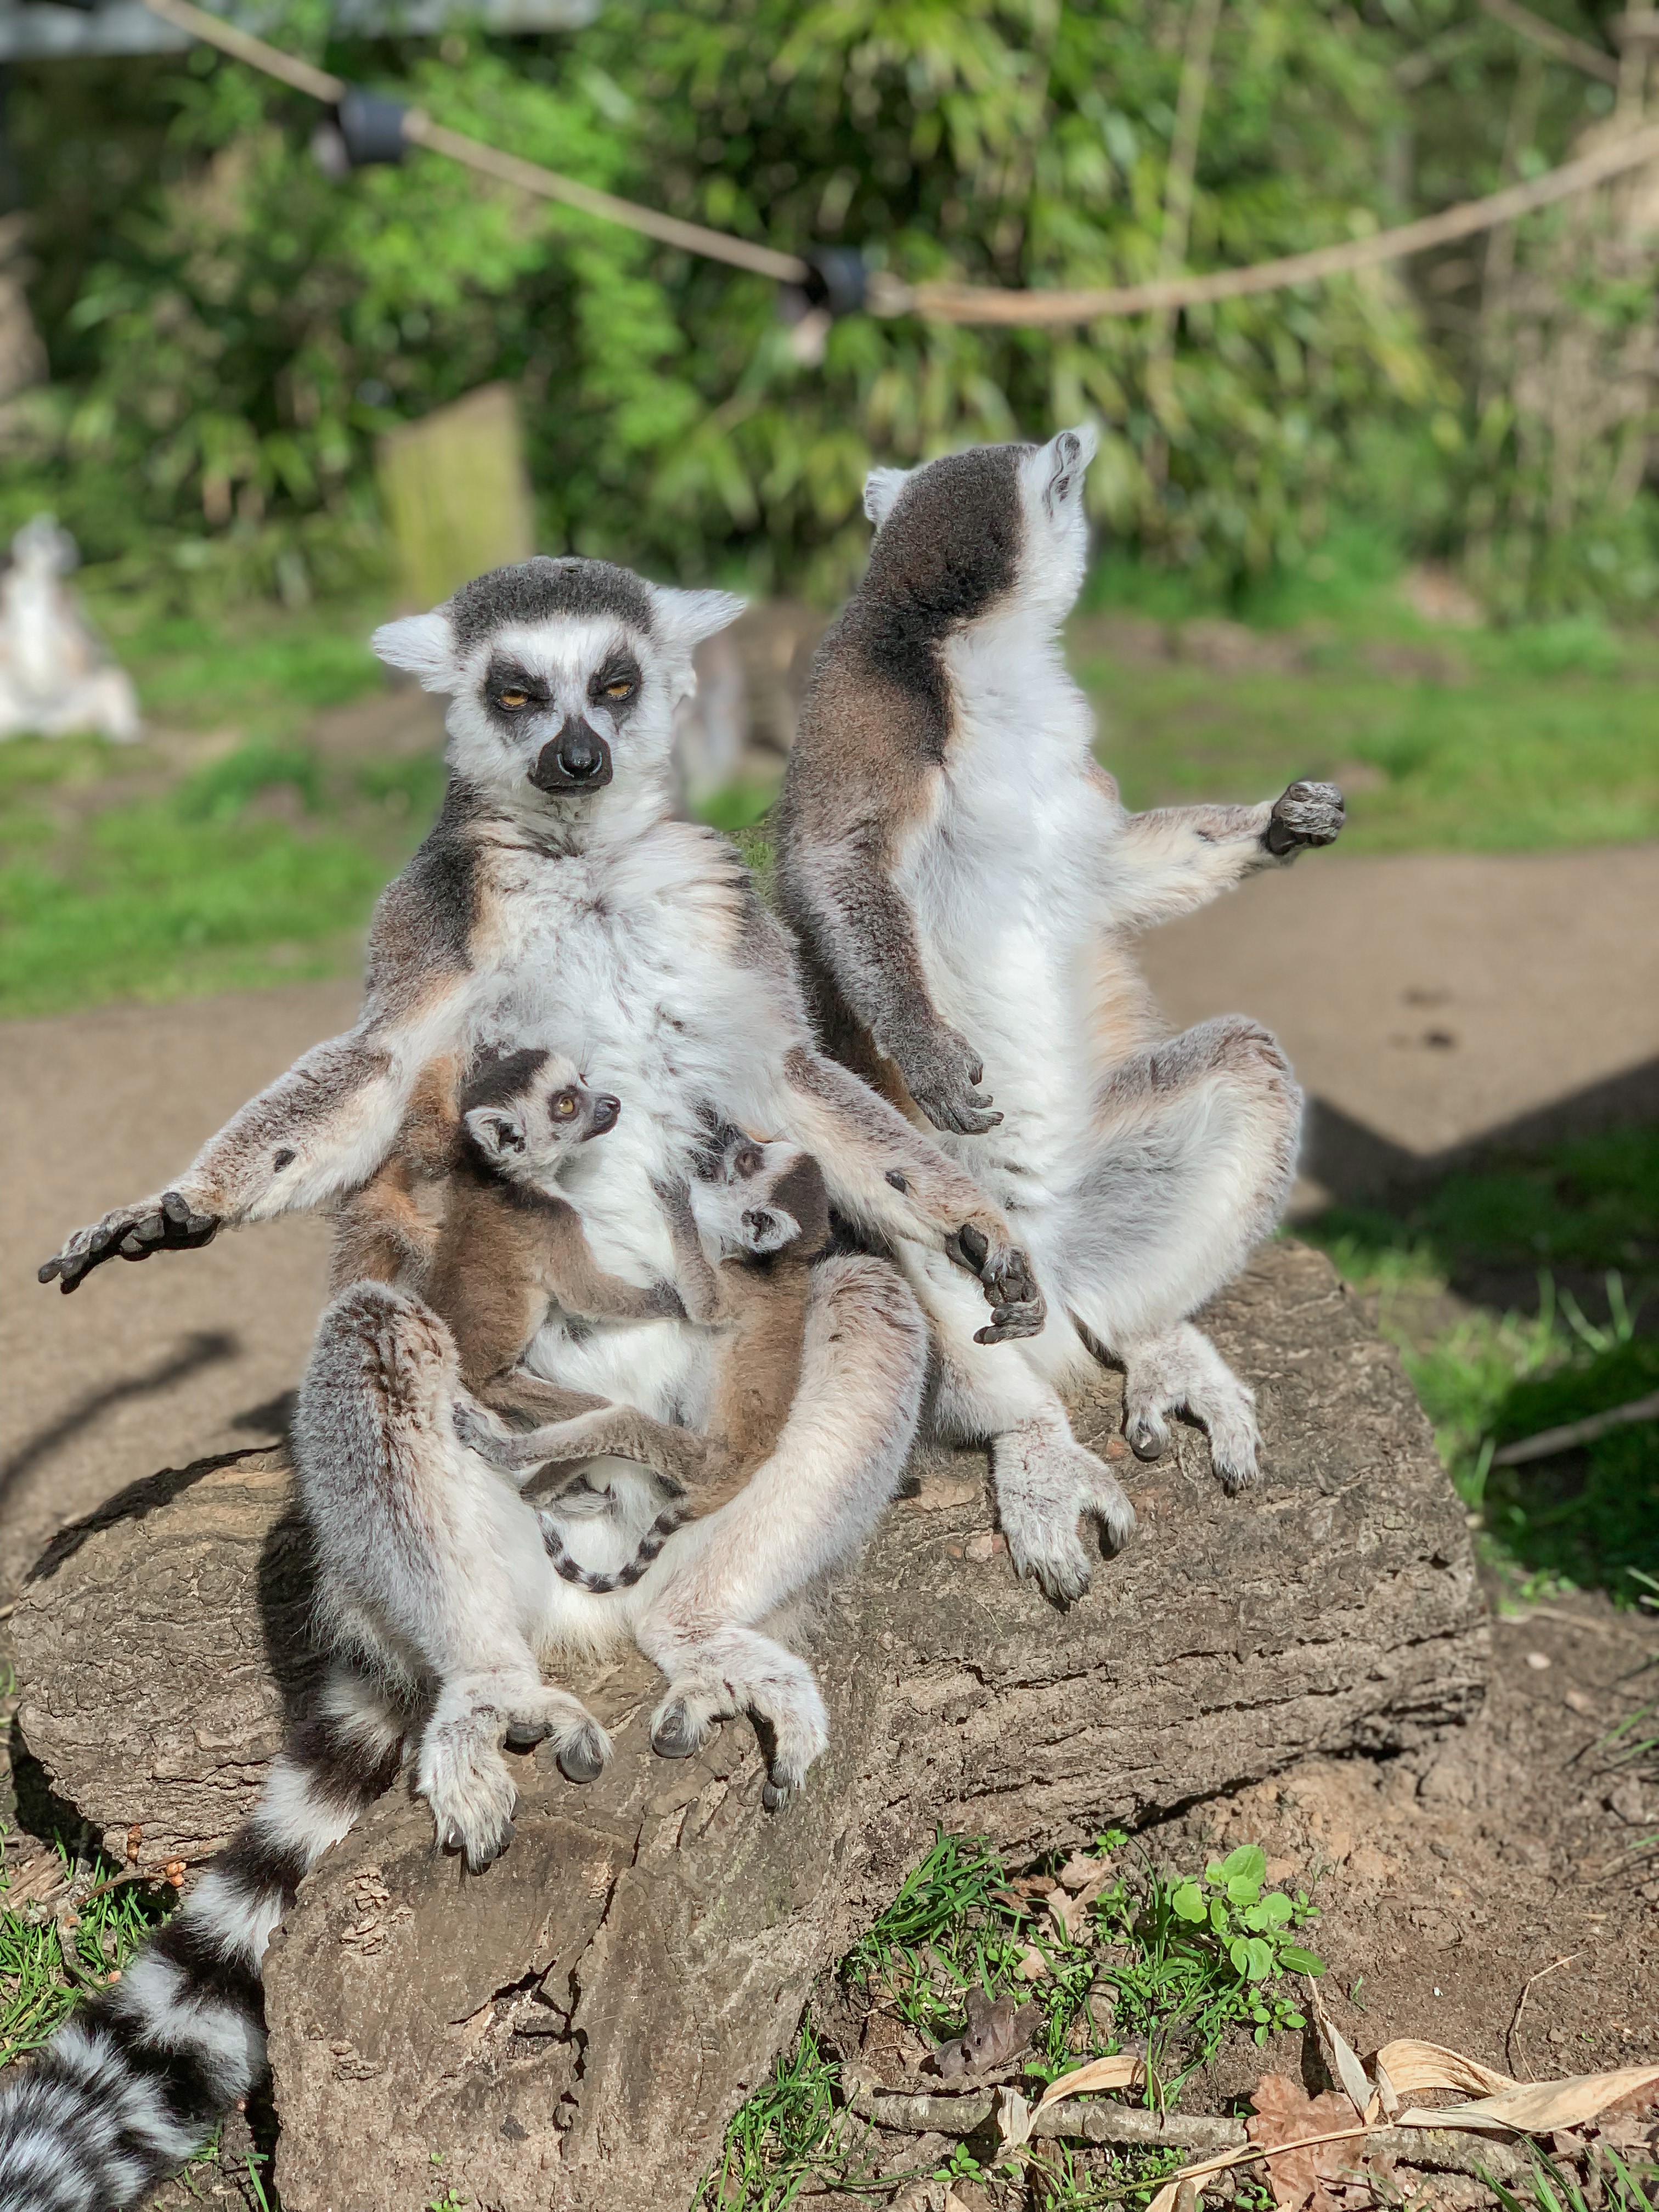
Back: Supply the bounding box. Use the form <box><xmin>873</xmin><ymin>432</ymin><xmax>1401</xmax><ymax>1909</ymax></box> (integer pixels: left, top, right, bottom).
<box><xmin>650</xmin><ymin>1663</ymin><xmax>827</xmax><ymax>1809</ymax></box>
<box><xmin>452</xmin><ymin>1398</ymin><xmax>522</xmax><ymax>1466</ymax></box>
<box><xmin>40</xmin><ymin>1188</ymin><xmax>219</xmax><ymax>1293</ymax></box>
<box><xmin>420</xmin><ymin>1677</ymin><xmax>611</xmax><ymax>1871</ymax></box>
<box><xmin>649</xmin><ymin>1678</ymin><xmax>739</xmax><ymax>1760</ymax></box>
<box><xmin>739</xmin><ymin>1202</ymin><xmax>801</xmax><ymax>1256</ymax></box>
<box><xmin>906</xmin><ymin>1025</ymin><xmax>1002</xmax><ymax>1137</ymax></box>
<box><xmin>994</xmin><ymin>1421</ymin><xmax>1136</xmax><ymax>1609</ymax></box>
<box><xmin>1124</xmin><ymin>1325</ymin><xmax>1261</xmax><ymax>1494</ymax></box>
<box><xmin>1265</xmin><ymin>780</ymin><xmax>1345</xmax><ymax>857</ymax></box>
<box><xmin>951</xmin><ymin>1220</ymin><xmax>1047</xmax><ymax>1344</ymax></box>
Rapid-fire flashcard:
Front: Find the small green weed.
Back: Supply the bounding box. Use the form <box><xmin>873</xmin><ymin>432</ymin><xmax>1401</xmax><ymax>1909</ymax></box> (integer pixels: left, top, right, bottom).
<box><xmin>0</xmin><ymin>1832</ymin><xmax>178</xmax><ymax>2068</ymax></box>
<box><xmin>703</xmin><ymin>1831</ymin><xmax>1324</xmax><ymax>2208</ymax></box>
<box><xmin>691</xmin><ymin>2022</ymin><xmax>874</xmax><ymax>2212</ymax></box>
<box><xmin>1023</xmin><ymin>2138</ymin><xmax>1187</xmax><ymax>2212</ymax></box>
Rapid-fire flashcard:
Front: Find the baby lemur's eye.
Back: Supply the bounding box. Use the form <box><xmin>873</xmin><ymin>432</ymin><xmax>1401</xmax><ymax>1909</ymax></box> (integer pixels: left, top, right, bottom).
<box><xmin>496</xmin><ymin>690</ymin><xmax>529</xmax><ymax>711</ymax></box>
<box><xmin>602</xmin><ymin>679</ymin><xmax>634</xmax><ymax>701</ymax></box>
<box><xmin>551</xmin><ymin>1092</ymin><xmax>578</xmax><ymax>1120</ymax></box>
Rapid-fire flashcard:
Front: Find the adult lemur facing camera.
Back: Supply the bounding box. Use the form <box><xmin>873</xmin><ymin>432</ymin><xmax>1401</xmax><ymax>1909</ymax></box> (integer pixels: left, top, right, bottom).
<box><xmin>13</xmin><ymin>553</ymin><xmax>1001</xmax><ymax>2209</ymax></box>
<box><xmin>776</xmin><ymin>428</ymin><xmax>1344</xmax><ymax>1606</ymax></box>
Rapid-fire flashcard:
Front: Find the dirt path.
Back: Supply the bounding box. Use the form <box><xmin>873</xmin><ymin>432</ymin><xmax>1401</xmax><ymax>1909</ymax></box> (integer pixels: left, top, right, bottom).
<box><xmin>1</xmin><ymin>978</ymin><xmax>358</xmax><ymax>1598</ymax></box>
<box><xmin>4</xmin><ymin>841</ymin><xmax>1658</xmax><ymax>1594</ymax></box>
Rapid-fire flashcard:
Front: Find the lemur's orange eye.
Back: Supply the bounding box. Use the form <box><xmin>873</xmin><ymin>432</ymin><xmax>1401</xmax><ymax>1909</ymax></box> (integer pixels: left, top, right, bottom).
<box><xmin>498</xmin><ymin>690</ymin><xmax>529</xmax><ymax>710</ymax></box>
<box><xmin>551</xmin><ymin>1092</ymin><xmax>578</xmax><ymax>1119</ymax></box>
<box><xmin>603</xmin><ymin>680</ymin><xmax>634</xmax><ymax>701</ymax></box>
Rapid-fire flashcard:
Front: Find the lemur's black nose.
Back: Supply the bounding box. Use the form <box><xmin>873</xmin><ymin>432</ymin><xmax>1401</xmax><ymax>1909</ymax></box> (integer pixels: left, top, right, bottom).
<box><xmin>529</xmin><ymin>716</ymin><xmax>614</xmax><ymax>792</ymax></box>
<box><xmin>587</xmin><ymin>1093</ymin><xmax>621</xmax><ymax>1136</ymax></box>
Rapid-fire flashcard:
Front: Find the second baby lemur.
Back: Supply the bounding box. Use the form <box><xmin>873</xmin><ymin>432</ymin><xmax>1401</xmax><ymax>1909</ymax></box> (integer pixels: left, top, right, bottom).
<box><xmin>335</xmin><ymin>1043</ymin><xmax>709</xmax><ymax>1498</ymax></box>
<box><xmin>458</xmin><ymin>1115</ymin><xmax>833</xmax><ymax>1591</ymax></box>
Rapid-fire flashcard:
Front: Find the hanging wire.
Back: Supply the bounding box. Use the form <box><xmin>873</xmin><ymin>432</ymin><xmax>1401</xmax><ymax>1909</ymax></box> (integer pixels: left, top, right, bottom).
<box><xmin>140</xmin><ymin>0</ymin><xmax>1652</xmax><ymax>331</ymax></box>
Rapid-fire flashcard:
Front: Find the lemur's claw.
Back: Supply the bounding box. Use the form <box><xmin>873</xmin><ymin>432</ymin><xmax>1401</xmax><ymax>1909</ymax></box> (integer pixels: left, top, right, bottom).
<box><xmin>1265</xmin><ymin>780</ymin><xmax>1345</xmax><ymax>856</ymax></box>
<box><xmin>908</xmin><ymin>1029</ymin><xmax>1000</xmax><ymax>1136</ymax></box>
<box><xmin>556</xmin><ymin>1724</ymin><xmax>609</xmax><ymax>1785</ymax></box>
<box><xmin>650</xmin><ymin>1702</ymin><xmax>705</xmax><ymax>1760</ymax></box>
<box><xmin>957</xmin><ymin>1232</ymin><xmax>1046</xmax><ymax>1341</ymax></box>
<box><xmin>761</xmin><ymin>1778</ymin><xmax>793</xmax><ymax>1814</ymax></box>
<box><xmin>1126</xmin><ymin>1414</ymin><xmax>1168</xmax><ymax>1462</ymax></box>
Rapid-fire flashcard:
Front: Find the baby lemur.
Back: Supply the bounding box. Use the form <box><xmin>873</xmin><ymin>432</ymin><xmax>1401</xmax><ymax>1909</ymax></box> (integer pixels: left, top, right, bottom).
<box><xmin>458</xmin><ymin>1118</ymin><xmax>832</xmax><ymax>1592</ymax></box>
<box><xmin>337</xmin><ymin>1045</ymin><xmax>708</xmax><ymax>1498</ymax></box>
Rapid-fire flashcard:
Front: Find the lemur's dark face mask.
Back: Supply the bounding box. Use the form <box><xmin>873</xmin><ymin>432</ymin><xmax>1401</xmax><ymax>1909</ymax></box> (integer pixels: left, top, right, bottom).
<box><xmin>528</xmin><ymin>715</ymin><xmax>614</xmax><ymax>792</ymax></box>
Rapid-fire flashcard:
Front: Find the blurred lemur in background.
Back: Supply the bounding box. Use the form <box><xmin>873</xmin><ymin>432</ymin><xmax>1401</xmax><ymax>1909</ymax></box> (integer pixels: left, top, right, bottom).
<box><xmin>777</xmin><ymin>427</ymin><xmax>1345</xmax><ymax>1606</ymax></box>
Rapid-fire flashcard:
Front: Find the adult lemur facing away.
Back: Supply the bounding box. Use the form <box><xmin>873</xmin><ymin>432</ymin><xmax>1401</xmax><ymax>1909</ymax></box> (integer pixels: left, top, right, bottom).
<box><xmin>776</xmin><ymin>428</ymin><xmax>1344</xmax><ymax>1606</ymax></box>
<box><xmin>14</xmin><ymin>552</ymin><xmax>1025</xmax><ymax>2208</ymax></box>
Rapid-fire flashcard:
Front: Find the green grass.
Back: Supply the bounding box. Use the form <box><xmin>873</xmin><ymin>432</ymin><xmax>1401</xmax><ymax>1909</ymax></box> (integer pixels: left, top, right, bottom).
<box><xmin>0</xmin><ymin>1831</ymin><xmax>178</xmax><ymax>2067</ymax></box>
<box><xmin>697</xmin><ymin>1830</ymin><xmax>1324</xmax><ymax>2211</ymax></box>
<box><xmin>3</xmin><ymin>531</ymin><xmax>1657</xmax><ymax>1020</ymax></box>
<box><xmin>1075</xmin><ymin>633</ymin><xmax>1659</xmax><ymax>858</ymax></box>
<box><xmin>1488</xmin><ymin>2146</ymin><xmax>1658</xmax><ymax>2212</ymax></box>
<box><xmin>1297</xmin><ymin>1126</ymin><xmax>1659</xmax><ymax>1604</ymax></box>
<box><xmin>0</xmin><ymin>589</ymin><xmax>426</xmax><ymax>1018</ymax></box>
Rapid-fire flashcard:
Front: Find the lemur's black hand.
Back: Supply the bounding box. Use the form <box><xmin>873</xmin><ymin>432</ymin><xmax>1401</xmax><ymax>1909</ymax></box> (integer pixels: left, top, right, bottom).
<box><xmin>950</xmin><ymin>1220</ymin><xmax>1047</xmax><ymax>1343</ymax></box>
<box><xmin>905</xmin><ymin>1026</ymin><xmax>1002</xmax><ymax>1137</ymax></box>
<box><xmin>1264</xmin><ymin>780</ymin><xmax>1345</xmax><ymax>857</ymax></box>
<box><xmin>40</xmin><ymin>1190</ymin><xmax>220</xmax><ymax>1294</ymax></box>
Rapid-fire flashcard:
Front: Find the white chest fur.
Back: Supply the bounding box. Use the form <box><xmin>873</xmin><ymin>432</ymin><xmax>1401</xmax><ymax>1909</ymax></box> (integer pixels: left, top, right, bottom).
<box><xmin>894</xmin><ymin>628</ymin><xmax>1113</xmax><ymax>1210</ymax></box>
<box><xmin>458</xmin><ymin>819</ymin><xmax>794</xmax><ymax>1415</ymax></box>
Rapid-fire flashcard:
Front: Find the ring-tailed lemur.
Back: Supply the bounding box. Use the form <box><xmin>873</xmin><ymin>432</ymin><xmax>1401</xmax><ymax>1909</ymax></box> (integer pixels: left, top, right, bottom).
<box><xmin>461</xmin><ymin>1118</ymin><xmax>834</xmax><ymax>1593</ymax></box>
<box><xmin>340</xmin><ymin>1042</ymin><xmax>712</xmax><ymax>1493</ymax></box>
<box><xmin>776</xmin><ymin>428</ymin><xmax>1344</xmax><ymax>1606</ymax></box>
<box><xmin>10</xmin><ymin>555</ymin><xmax>983</xmax><ymax>2207</ymax></box>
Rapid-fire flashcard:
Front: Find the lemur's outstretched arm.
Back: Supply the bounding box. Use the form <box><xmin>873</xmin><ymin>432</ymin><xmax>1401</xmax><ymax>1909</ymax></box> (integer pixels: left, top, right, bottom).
<box><xmin>783</xmin><ymin>824</ymin><xmax>1000</xmax><ymax>1137</ymax></box>
<box><xmin>1099</xmin><ymin>778</ymin><xmax>1346</xmax><ymax>934</ymax></box>
<box><xmin>780</xmin><ymin>1047</ymin><xmax>1046</xmax><ymax>1344</ymax></box>
<box><xmin>534</xmin><ymin>1215</ymin><xmax>687</xmax><ymax>1326</ymax></box>
<box><xmin>38</xmin><ymin>1020</ymin><xmax>447</xmax><ymax>1293</ymax></box>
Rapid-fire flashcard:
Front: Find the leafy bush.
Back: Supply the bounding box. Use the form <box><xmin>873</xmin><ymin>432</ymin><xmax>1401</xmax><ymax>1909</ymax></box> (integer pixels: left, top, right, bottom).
<box><xmin>8</xmin><ymin>0</ymin><xmax>1441</xmax><ymax>605</ymax></box>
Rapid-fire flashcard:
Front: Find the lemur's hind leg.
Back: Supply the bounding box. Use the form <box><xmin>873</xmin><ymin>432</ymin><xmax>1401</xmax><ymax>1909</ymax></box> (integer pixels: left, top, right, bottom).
<box><xmin>454</xmin><ymin>1391</ymin><xmax>708</xmax><ymax>1497</ymax></box>
<box><xmin>294</xmin><ymin>1283</ymin><xmax>611</xmax><ymax>1872</ymax></box>
<box><xmin>1064</xmin><ymin>1015</ymin><xmax>1302</xmax><ymax>1492</ymax></box>
<box><xmin>629</xmin><ymin>1255</ymin><xmax>926</xmax><ymax>1807</ymax></box>
<box><xmin>899</xmin><ymin>1245</ymin><xmax>1135</xmax><ymax>1609</ymax></box>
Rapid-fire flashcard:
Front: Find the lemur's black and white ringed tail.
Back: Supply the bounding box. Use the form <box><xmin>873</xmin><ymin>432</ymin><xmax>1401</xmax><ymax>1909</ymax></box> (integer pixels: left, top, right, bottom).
<box><xmin>537</xmin><ymin>1501</ymin><xmax>687</xmax><ymax>1592</ymax></box>
<box><xmin>0</xmin><ymin>1675</ymin><xmax>403</xmax><ymax>2212</ymax></box>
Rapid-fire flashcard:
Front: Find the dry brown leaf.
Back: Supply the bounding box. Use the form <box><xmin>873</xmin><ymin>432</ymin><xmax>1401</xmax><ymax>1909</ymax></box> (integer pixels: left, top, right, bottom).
<box><xmin>1</xmin><ymin>1856</ymin><xmax>67</xmax><ymax>1909</ymax></box>
<box><xmin>1034</xmin><ymin>2052</ymin><xmax>1144</xmax><ymax>2115</ymax></box>
<box><xmin>1305</xmin><ymin>1975</ymin><xmax>1374</xmax><ymax>2119</ymax></box>
<box><xmin>1248</xmin><ymin>2075</ymin><xmax>1370</xmax><ymax>2212</ymax></box>
<box><xmin>1371</xmin><ymin>2040</ymin><xmax>1515</xmax><ymax>2102</ymax></box>
<box><xmin>1057</xmin><ymin>1852</ymin><xmax>1098</xmax><ymax>1892</ymax></box>
<box><xmin>933</xmin><ymin>1989</ymin><xmax>1040</xmax><ymax>2079</ymax></box>
<box><xmin>1397</xmin><ymin>2063</ymin><xmax>1659</xmax><ymax>2138</ymax></box>
<box><xmin>1017</xmin><ymin>1944</ymin><xmax>1047</xmax><ymax>1981</ymax></box>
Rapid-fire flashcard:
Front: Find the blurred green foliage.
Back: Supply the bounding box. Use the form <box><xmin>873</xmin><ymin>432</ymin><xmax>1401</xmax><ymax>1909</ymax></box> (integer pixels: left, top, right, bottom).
<box><xmin>1</xmin><ymin>0</ymin><xmax>1573</xmax><ymax>610</ymax></box>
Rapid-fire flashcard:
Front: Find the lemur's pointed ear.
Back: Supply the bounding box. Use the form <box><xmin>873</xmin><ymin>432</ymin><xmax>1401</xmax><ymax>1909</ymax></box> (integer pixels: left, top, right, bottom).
<box><xmin>650</xmin><ymin>587</ymin><xmax>747</xmax><ymax>656</ymax></box>
<box><xmin>371</xmin><ymin>611</ymin><xmax>458</xmax><ymax>692</ymax></box>
<box><xmin>862</xmin><ymin>466</ymin><xmax>912</xmax><ymax>528</ymax></box>
<box><xmin>1032</xmin><ymin>424</ymin><xmax>1098</xmax><ymax>518</ymax></box>
<box><xmin>464</xmin><ymin>1104</ymin><xmax>528</xmax><ymax>1163</ymax></box>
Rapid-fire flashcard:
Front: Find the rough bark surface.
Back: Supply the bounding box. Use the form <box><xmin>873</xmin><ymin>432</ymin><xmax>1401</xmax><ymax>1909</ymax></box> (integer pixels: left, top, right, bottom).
<box><xmin>11</xmin><ymin>1243</ymin><xmax>1489</xmax><ymax>2211</ymax></box>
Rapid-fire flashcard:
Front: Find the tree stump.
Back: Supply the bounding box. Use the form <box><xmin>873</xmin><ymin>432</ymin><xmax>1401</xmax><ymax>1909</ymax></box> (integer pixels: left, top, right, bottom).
<box><xmin>9</xmin><ymin>1242</ymin><xmax>1488</xmax><ymax>2212</ymax></box>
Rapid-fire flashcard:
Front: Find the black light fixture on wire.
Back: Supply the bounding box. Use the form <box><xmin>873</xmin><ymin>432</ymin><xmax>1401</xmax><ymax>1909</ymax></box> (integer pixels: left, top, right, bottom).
<box><xmin>311</xmin><ymin>87</ymin><xmax>409</xmax><ymax>179</ymax></box>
